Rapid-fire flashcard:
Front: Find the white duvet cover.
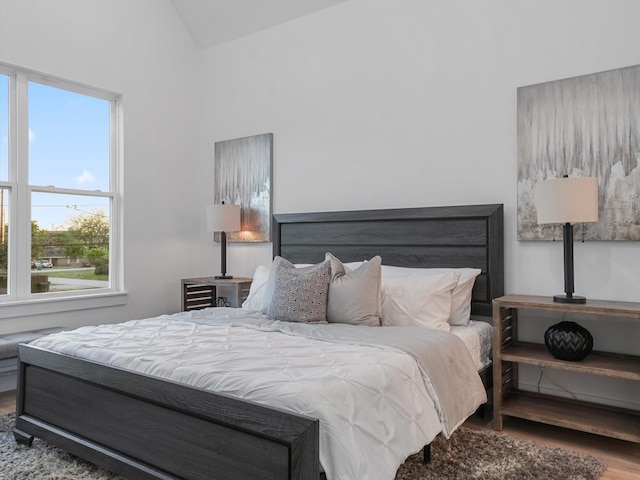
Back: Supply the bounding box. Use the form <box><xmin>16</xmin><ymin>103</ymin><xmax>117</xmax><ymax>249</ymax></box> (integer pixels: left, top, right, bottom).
<box><xmin>31</xmin><ymin>308</ymin><xmax>486</xmax><ymax>480</ymax></box>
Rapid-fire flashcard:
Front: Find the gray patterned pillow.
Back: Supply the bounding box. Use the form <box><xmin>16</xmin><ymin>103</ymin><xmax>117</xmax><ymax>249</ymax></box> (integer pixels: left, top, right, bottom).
<box><xmin>267</xmin><ymin>260</ymin><xmax>330</xmax><ymax>324</ymax></box>
<box><xmin>259</xmin><ymin>256</ymin><xmax>314</xmax><ymax>314</ymax></box>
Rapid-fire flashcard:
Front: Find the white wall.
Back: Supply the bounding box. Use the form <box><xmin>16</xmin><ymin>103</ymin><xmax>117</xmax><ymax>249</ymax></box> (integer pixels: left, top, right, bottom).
<box><xmin>200</xmin><ymin>0</ymin><xmax>640</xmax><ymax>408</ymax></box>
<box><xmin>201</xmin><ymin>0</ymin><xmax>640</xmax><ymax>302</ymax></box>
<box><xmin>0</xmin><ymin>0</ymin><xmax>203</xmax><ymax>332</ymax></box>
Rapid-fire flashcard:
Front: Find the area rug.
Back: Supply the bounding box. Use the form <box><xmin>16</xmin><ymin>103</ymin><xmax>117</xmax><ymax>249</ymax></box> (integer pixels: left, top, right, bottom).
<box><xmin>397</xmin><ymin>425</ymin><xmax>607</xmax><ymax>480</ymax></box>
<box><xmin>1</xmin><ymin>413</ymin><xmax>606</xmax><ymax>479</ymax></box>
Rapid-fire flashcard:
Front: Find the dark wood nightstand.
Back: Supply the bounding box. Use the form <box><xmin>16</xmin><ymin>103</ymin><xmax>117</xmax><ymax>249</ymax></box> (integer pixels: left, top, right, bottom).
<box><xmin>181</xmin><ymin>277</ymin><xmax>252</xmax><ymax>311</ymax></box>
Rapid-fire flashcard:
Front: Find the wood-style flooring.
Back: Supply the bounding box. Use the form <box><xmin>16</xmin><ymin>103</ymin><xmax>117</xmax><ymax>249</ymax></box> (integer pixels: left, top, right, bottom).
<box><xmin>1</xmin><ymin>390</ymin><xmax>638</xmax><ymax>479</ymax></box>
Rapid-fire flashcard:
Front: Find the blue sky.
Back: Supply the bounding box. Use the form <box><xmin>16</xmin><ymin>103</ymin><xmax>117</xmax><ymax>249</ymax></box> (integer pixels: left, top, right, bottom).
<box><xmin>1</xmin><ymin>76</ymin><xmax>110</xmax><ymax>230</ymax></box>
<box><xmin>0</xmin><ymin>74</ymin><xmax>7</xmax><ymax>181</ymax></box>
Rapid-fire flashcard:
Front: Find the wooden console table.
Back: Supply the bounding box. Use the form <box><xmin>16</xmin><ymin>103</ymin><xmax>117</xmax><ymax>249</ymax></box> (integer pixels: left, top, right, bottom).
<box><xmin>492</xmin><ymin>294</ymin><xmax>640</xmax><ymax>443</ymax></box>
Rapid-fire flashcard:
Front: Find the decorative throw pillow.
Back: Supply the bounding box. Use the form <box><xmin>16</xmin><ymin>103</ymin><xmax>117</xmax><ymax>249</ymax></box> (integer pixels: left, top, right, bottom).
<box><xmin>380</xmin><ymin>270</ymin><xmax>458</xmax><ymax>331</ymax></box>
<box><xmin>259</xmin><ymin>256</ymin><xmax>314</xmax><ymax>314</ymax></box>
<box><xmin>267</xmin><ymin>260</ymin><xmax>331</xmax><ymax>324</ymax></box>
<box><xmin>325</xmin><ymin>253</ymin><xmax>382</xmax><ymax>326</ymax></box>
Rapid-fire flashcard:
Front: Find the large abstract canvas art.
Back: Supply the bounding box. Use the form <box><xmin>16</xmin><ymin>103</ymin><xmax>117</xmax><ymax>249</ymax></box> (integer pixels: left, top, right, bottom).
<box><xmin>517</xmin><ymin>65</ymin><xmax>640</xmax><ymax>241</ymax></box>
<box><xmin>214</xmin><ymin>133</ymin><xmax>273</xmax><ymax>242</ymax></box>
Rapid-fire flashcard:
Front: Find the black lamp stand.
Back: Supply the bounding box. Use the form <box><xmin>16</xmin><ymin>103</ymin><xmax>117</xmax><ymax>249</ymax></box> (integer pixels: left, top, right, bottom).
<box><xmin>215</xmin><ymin>231</ymin><xmax>233</xmax><ymax>279</ymax></box>
<box><xmin>554</xmin><ymin>222</ymin><xmax>586</xmax><ymax>304</ymax></box>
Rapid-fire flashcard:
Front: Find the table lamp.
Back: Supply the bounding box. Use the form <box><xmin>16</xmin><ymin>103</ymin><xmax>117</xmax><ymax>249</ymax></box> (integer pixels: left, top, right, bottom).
<box><xmin>535</xmin><ymin>176</ymin><xmax>598</xmax><ymax>304</ymax></box>
<box><xmin>206</xmin><ymin>203</ymin><xmax>241</xmax><ymax>279</ymax></box>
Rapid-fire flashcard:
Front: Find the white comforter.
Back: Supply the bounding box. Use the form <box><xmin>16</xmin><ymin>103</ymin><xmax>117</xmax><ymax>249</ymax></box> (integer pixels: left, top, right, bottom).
<box><xmin>30</xmin><ymin>308</ymin><xmax>486</xmax><ymax>480</ymax></box>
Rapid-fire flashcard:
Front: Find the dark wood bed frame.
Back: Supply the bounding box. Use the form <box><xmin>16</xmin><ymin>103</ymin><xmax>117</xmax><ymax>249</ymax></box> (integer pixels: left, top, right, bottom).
<box><xmin>13</xmin><ymin>203</ymin><xmax>503</xmax><ymax>480</ymax></box>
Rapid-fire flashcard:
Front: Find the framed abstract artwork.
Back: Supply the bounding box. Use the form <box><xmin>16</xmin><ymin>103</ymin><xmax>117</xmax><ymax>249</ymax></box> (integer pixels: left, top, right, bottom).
<box><xmin>517</xmin><ymin>65</ymin><xmax>640</xmax><ymax>241</ymax></box>
<box><xmin>214</xmin><ymin>133</ymin><xmax>273</xmax><ymax>242</ymax></box>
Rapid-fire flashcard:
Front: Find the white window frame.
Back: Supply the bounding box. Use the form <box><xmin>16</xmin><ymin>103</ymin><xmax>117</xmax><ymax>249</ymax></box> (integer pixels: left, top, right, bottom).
<box><xmin>0</xmin><ymin>62</ymin><xmax>126</xmax><ymax>318</ymax></box>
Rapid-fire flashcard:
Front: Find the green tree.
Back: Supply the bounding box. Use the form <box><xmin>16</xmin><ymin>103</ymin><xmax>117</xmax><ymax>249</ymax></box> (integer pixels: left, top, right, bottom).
<box><xmin>62</xmin><ymin>230</ymin><xmax>88</xmax><ymax>260</ymax></box>
<box><xmin>65</xmin><ymin>209</ymin><xmax>109</xmax><ymax>273</ymax></box>
<box><xmin>0</xmin><ymin>223</ymin><xmax>7</xmax><ymax>273</ymax></box>
<box><xmin>31</xmin><ymin>221</ymin><xmax>46</xmax><ymax>260</ymax></box>
<box><xmin>87</xmin><ymin>247</ymin><xmax>109</xmax><ymax>275</ymax></box>
<box><xmin>66</xmin><ymin>209</ymin><xmax>109</xmax><ymax>249</ymax></box>
<box><xmin>0</xmin><ymin>224</ymin><xmax>5</xmax><ymax>292</ymax></box>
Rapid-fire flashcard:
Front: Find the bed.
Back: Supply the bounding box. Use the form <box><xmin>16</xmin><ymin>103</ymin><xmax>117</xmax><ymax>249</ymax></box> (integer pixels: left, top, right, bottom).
<box><xmin>13</xmin><ymin>203</ymin><xmax>504</xmax><ymax>480</ymax></box>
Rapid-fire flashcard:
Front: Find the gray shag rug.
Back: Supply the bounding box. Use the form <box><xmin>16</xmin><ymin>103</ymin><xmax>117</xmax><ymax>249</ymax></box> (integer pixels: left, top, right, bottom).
<box><xmin>1</xmin><ymin>413</ymin><xmax>606</xmax><ymax>480</ymax></box>
<box><xmin>397</xmin><ymin>425</ymin><xmax>607</xmax><ymax>480</ymax></box>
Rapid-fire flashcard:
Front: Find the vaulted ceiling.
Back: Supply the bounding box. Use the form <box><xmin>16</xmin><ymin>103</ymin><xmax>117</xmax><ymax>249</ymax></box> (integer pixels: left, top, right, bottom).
<box><xmin>170</xmin><ymin>0</ymin><xmax>349</xmax><ymax>49</ymax></box>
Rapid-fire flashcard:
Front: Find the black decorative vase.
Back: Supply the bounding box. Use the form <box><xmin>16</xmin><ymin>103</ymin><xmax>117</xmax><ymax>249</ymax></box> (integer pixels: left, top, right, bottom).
<box><xmin>544</xmin><ymin>321</ymin><xmax>593</xmax><ymax>361</ymax></box>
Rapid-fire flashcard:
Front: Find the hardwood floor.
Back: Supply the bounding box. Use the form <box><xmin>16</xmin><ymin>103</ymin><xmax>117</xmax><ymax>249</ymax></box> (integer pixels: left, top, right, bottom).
<box><xmin>1</xmin><ymin>390</ymin><xmax>638</xmax><ymax>479</ymax></box>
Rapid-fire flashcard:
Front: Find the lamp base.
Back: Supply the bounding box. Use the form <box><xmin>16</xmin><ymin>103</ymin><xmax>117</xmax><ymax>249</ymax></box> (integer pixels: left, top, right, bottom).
<box><xmin>553</xmin><ymin>294</ymin><xmax>586</xmax><ymax>304</ymax></box>
<box><xmin>215</xmin><ymin>275</ymin><xmax>234</xmax><ymax>280</ymax></box>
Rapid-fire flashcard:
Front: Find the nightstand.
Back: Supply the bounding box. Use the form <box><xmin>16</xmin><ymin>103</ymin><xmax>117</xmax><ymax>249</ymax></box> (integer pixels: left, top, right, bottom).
<box><xmin>181</xmin><ymin>277</ymin><xmax>252</xmax><ymax>311</ymax></box>
<box><xmin>492</xmin><ymin>294</ymin><xmax>640</xmax><ymax>443</ymax></box>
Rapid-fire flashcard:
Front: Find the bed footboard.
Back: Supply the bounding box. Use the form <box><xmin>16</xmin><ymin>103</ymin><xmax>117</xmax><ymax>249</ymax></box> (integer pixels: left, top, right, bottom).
<box><xmin>14</xmin><ymin>344</ymin><xmax>320</xmax><ymax>480</ymax></box>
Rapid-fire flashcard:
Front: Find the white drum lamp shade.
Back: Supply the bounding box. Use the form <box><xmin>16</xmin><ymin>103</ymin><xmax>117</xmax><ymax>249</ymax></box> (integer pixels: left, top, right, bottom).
<box><xmin>207</xmin><ymin>204</ymin><xmax>241</xmax><ymax>233</ymax></box>
<box><xmin>206</xmin><ymin>204</ymin><xmax>241</xmax><ymax>279</ymax></box>
<box><xmin>535</xmin><ymin>176</ymin><xmax>599</xmax><ymax>304</ymax></box>
<box><xmin>536</xmin><ymin>177</ymin><xmax>599</xmax><ymax>225</ymax></box>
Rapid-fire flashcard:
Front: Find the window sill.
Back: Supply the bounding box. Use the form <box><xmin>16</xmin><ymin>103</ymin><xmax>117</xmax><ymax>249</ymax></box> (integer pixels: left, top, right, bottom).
<box><xmin>0</xmin><ymin>291</ymin><xmax>128</xmax><ymax>319</ymax></box>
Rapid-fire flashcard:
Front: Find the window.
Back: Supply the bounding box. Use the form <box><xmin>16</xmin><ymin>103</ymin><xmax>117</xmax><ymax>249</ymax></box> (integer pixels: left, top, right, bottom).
<box><xmin>1</xmin><ymin>73</ymin><xmax>10</xmax><ymax>296</ymax></box>
<box><xmin>0</xmin><ymin>63</ymin><xmax>122</xmax><ymax>312</ymax></box>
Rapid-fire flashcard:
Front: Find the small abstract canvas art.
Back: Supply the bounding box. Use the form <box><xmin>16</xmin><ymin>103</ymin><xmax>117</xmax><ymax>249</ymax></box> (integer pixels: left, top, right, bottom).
<box><xmin>214</xmin><ymin>133</ymin><xmax>273</xmax><ymax>242</ymax></box>
<box><xmin>517</xmin><ymin>65</ymin><xmax>640</xmax><ymax>241</ymax></box>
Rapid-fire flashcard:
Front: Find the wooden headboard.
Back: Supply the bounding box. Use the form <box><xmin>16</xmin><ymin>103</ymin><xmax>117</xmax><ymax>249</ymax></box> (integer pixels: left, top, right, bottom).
<box><xmin>273</xmin><ymin>204</ymin><xmax>504</xmax><ymax>318</ymax></box>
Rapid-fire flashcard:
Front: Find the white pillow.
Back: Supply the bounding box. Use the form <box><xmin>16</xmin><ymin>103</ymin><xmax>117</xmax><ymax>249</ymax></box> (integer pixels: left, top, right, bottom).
<box><xmin>325</xmin><ymin>253</ymin><xmax>382</xmax><ymax>326</ymax></box>
<box><xmin>344</xmin><ymin>261</ymin><xmax>365</xmax><ymax>270</ymax></box>
<box><xmin>449</xmin><ymin>268</ymin><xmax>481</xmax><ymax>326</ymax></box>
<box><xmin>381</xmin><ymin>264</ymin><xmax>463</xmax><ymax>280</ymax></box>
<box><xmin>381</xmin><ymin>270</ymin><xmax>458</xmax><ymax>331</ymax></box>
<box><xmin>380</xmin><ymin>265</ymin><xmax>481</xmax><ymax>326</ymax></box>
<box><xmin>242</xmin><ymin>265</ymin><xmax>270</xmax><ymax>312</ymax></box>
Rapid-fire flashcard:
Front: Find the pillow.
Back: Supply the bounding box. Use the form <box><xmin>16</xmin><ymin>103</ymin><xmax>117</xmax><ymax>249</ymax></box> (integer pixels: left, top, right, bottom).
<box><xmin>267</xmin><ymin>260</ymin><xmax>330</xmax><ymax>324</ymax></box>
<box><xmin>380</xmin><ymin>265</ymin><xmax>481</xmax><ymax>326</ymax></box>
<box><xmin>242</xmin><ymin>265</ymin><xmax>270</xmax><ymax>312</ymax></box>
<box><xmin>449</xmin><ymin>268</ymin><xmax>481</xmax><ymax>326</ymax></box>
<box><xmin>381</xmin><ymin>264</ymin><xmax>462</xmax><ymax>281</ymax></box>
<box><xmin>325</xmin><ymin>253</ymin><xmax>382</xmax><ymax>326</ymax></box>
<box><xmin>344</xmin><ymin>261</ymin><xmax>365</xmax><ymax>270</ymax></box>
<box><xmin>259</xmin><ymin>257</ymin><xmax>314</xmax><ymax>314</ymax></box>
<box><xmin>380</xmin><ymin>270</ymin><xmax>458</xmax><ymax>331</ymax></box>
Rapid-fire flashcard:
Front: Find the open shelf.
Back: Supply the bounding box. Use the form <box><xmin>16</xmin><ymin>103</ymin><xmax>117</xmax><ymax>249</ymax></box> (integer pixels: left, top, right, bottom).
<box><xmin>502</xmin><ymin>343</ymin><xmax>640</xmax><ymax>380</ymax></box>
<box><xmin>502</xmin><ymin>392</ymin><xmax>640</xmax><ymax>443</ymax></box>
<box><xmin>493</xmin><ymin>294</ymin><xmax>640</xmax><ymax>444</ymax></box>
